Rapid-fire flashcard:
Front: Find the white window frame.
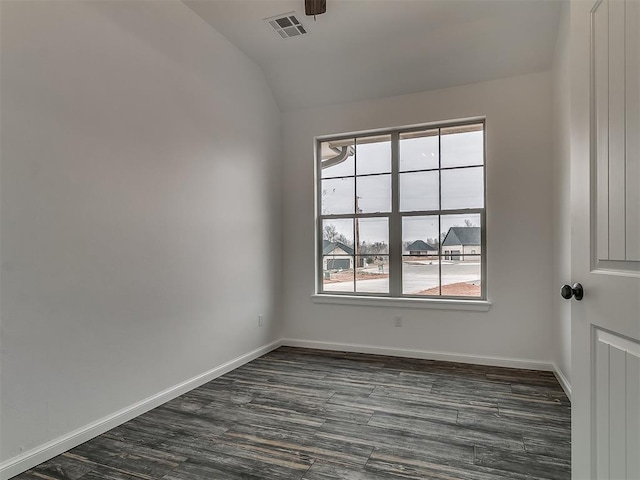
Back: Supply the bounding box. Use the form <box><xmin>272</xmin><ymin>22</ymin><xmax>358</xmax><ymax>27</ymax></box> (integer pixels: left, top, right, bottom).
<box><xmin>314</xmin><ymin>118</ymin><xmax>489</xmax><ymax>307</ymax></box>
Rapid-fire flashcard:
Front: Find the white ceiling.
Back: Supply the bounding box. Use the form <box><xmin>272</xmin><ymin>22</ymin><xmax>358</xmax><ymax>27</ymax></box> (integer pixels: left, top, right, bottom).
<box><xmin>184</xmin><ymin>0</ymin><xmax>562</xmax><ymax>111</ymax></box>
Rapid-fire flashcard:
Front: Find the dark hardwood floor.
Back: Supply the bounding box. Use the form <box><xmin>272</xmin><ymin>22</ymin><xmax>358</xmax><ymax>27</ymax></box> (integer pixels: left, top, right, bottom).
<box><xmin>13</xmin><ymin>347</ymin><xmax>571</xmax><ymax>480</ymax></box>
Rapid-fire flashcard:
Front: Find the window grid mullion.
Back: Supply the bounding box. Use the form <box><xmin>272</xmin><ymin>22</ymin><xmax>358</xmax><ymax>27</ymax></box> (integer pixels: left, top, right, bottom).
<box><xmin>316</xmin><ymin>141</ymin><xmax>325</xmax><ymax>293</ymax></box>
<box><xmin>353</xmin><ymin>138</ymin><xmax>357</xmax><ymax>290</ymax></box>
<box><xmin>390</xmin><ymin>131</ymin><xmax>401</xmax><ymax>296</ymax></box>
<box><xmin>438</xmin><ymin>127</ymin><xmax>442</xmax><ymax>296</ymax></box>
<box><xmin>482</xmin><ymin>123</ymin><xmax>488</xmax><ymax>299</ymax></box>
<box><xmin>320</xmin><ymin>208</ymin><xmax>484</xmax><ymax>221</ymax></box>
<box><xmin>324</xmin><ymin>163</ymin><xmax>483</xmax><ymax>181</ymax></box>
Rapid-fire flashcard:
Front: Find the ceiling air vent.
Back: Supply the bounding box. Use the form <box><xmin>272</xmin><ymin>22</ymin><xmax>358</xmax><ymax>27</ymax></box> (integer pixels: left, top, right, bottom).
<box><xmin>264</xmin><ymin>12</ymin><xmax>307</xmax><ymax>39</ymax></box>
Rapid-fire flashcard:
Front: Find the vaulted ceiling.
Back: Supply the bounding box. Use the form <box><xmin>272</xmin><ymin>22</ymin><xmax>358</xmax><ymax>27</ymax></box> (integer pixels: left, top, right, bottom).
<box><xmin>185</xmin><ymin>0</ymin><xmax>562</xmax><ymax>111</ymax></box>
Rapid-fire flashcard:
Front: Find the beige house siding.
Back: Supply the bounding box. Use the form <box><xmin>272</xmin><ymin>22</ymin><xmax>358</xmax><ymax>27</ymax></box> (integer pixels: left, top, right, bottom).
<box><xmin>443</xmin><ymin>245</ymin><xmax>481</xmax><ymax>261</ymax></box>
<box><xmin>323</xmin><ymin>246</ymin><xmax>353</xmax><ymax>270</ymax></box>
<box><xmin>404</xmin><ymin>249</ymin><xmax>439</xmax><ymax>256</ymax></box>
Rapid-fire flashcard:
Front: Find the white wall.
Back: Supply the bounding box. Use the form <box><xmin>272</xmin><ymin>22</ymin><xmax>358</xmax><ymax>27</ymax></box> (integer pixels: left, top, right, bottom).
<box><xmin>0</xmin><ymin>0</ymin><xmax>281</xmax><ymax>464</ymax></box>
<box><xmin>281</xmin><ymin>72</ymin><xmax>555</xmax><ymax>365</ymax></box>
<box><xmin>551</xmin><ymin>3</ymin><xmax>572</xmax><ymax>391</ymax></box>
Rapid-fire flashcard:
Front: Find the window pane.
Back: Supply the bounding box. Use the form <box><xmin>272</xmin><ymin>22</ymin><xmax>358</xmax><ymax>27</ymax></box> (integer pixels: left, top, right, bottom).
<box><xmin>356</xmin><ymin>135</ymin><xmax>391</xmax><ymax>175</ymax></box>
<box><xmin>441</xmin><ymin>166</ymin><xmax>484</xmax><ymax>210</ymax></box>
<box><xmin>400</xmin><ymin>129</ymin><xmax>439</xmax><ymax>172</ymax></box>
<box><xmin>402</xmin><ymin>216</ymin><xmax>439</xmax><ymax>255</ymax></box>
<box><xmin>356</xmin><ymin>256</ymin><xmax>389</xmax><ymax>294</ymax></box>
<box><xmin>399</xmin><ymin>171</ymin><xmax>439</xmax><ymax>212</ymax></box>
<box><xmin>402</xmin><ymin>258</ymin><xmax>440</xmax><ymax>295</ymax></box>
<box><xmin>441</xmin><ymin>256</ymin><xmax>481</xmax><ymax>297</ymax></box>
<box><xmin>322</xmin><ymin>219</ymin><xmax>354</xmax><ymax>250</ymax></box>
<box><xmin>357</xmin><ymin>217</ymin><xmax>389</xmax><ymax>254</ymax></box>
<box><xmin>321</xmin><ymin>177</ymin><xmax>354</xmax><ymax>214</ymax></box>
<box><xmin>322</xmin><ymin>218</ymin><xmax>354</xmax><ymax>293</ymax></box>
<box><xmin>320</xmin><ymin>139</ymin><xmax>355</xmax><ymax>178</ymax></box>
<box><xmin>441</xmin><ymin>124</ymin><xmax>484</xmax><ymax>168</ymax></box>
<box><xmin>317</xmin><ymin>123</ymin><xmax>486</xmax><ymax>301</ymax></box>
<box><xmin>322</xmin><ymin>255</ymin><xmax>354</xmax><ymax>293</ymax></box>
<box><xmin>356</xmin><ymin>174</ymin><xmax>391</xmax><ymax>213</ymax></box>
<box><xmin>441</xmin><ymin>213</ymin><xmax>481</xmax><ymax>260</ymax></box>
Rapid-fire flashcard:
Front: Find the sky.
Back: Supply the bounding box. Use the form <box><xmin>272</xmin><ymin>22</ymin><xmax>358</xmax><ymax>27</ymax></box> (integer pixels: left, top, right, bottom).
<box><xmin>321</xmin><ymin>130</ymin><xmax>484</xmax><ymax>244</ymax></box>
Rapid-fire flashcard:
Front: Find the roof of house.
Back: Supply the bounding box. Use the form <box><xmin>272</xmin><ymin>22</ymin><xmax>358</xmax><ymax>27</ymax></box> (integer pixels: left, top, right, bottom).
<box><xmin>323</xmin><ymin>240</ymin><xmax>354</xmax><ymax>256</ymax></box>
<box><xmin>406</xmin><ymin>240</ymin><xmax>437</xmax><ymax>251</ymax></box>
<box><xmin>442</xmin><ymin>227</ymin><xmax>481</xmax><ymax>247</ymax></box>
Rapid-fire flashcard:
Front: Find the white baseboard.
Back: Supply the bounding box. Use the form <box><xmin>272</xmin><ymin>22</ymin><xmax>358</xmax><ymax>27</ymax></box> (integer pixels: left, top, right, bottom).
<box><xmin>1</xmin><ymin>338</ymin><xmax>571</xmax><ymax>479</ymax></box>
<box><xmin>552</xmin><ymin>363</ymin><xmax>572</xmax><ymax>401</ymax></box>
<box><xmin>0</xmin><ymin>340</ymin><xmax>282</xmax><ymax>480</ymax></box>
<box><xmin>281</xmin><ymin>338</ymin><xmax>556</xmax><ymax>372</ymax></box>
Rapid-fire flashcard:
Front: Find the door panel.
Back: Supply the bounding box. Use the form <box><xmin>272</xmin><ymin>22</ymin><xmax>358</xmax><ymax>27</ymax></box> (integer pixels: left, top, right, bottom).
<box><xmin>607</xmin><ymin>0</ymin><xmax>626</xmax><ymax>261</ymax></box>
<box><xmin>594</xmin><ymin>329</ymin><xmax>640</xmax><ymax>479</ymax></box>
<box><xmin>593</xmin><ymin>0</ymin><xmax>609</xmax><ymax>261</ymax></box>
<box><xmin>626</xmin><ymin>0</ymin><xmax>640</xmax><ymax>261</ymax></box>
<box><xmin>627</xmin><ymin>352</ymin><xmax>640</xmax><ymax>478</ymax></box>
<box><xmin>572</xmin><ymin>0</ymin><xmax>640</xmax><ymax>477</ymax></box>
<box><xmin>595</xmin><ymin>337</ymin><xmax>610</xmax><ymax>479</ymax></box>
<box><xmin>592</xmin><ymin>0</ymin><xmax>640</xmax><ymax>267</ymax></box>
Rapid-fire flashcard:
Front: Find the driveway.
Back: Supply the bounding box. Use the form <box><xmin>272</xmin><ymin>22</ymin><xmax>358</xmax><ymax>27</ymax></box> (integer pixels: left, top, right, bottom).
<box><xmin>324</xmin><ymin>261</ymin><xmax>480</xmax><ymax>295</ymax></box>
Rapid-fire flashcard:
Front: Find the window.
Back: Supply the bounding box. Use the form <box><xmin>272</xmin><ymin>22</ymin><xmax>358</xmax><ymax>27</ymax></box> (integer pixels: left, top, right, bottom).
<box><xmin>316</xmin><ymin>120</ymin><xmax>485</xmax><ymax>300</ymax></box>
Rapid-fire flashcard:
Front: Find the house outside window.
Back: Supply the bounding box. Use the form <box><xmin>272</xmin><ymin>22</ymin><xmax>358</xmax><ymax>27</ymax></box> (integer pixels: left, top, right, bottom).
<box><xmin>316</xmin><ymin>120</ymin><xmax>486</xmax><ymax>300</ymax></box>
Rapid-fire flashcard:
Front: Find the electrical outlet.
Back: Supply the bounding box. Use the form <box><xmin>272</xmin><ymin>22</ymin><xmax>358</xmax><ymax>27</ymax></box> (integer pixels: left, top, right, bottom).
<box><xmin>394</xmin><ymin>315</ymin><xmax>402</xmax><ymax>327</ymax></box>
<box><xmin>258</xmin><ymin>314</ymin><xmax>264</xmax><ymax>327</ymax></box>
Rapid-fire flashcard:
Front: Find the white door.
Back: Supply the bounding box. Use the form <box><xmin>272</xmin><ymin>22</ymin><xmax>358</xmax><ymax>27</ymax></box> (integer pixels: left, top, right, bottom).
<box><xmin>570</xmin><ymin>0</ymin><xmax>640</xmax><ymax>478</ymax></box>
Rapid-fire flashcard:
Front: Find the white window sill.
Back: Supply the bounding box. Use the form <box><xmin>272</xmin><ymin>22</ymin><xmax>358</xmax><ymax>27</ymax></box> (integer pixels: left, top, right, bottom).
<box><xmin>311</xmin><ymin>294</ymin><xmax>491</xmax><ymax>311</ymax></box>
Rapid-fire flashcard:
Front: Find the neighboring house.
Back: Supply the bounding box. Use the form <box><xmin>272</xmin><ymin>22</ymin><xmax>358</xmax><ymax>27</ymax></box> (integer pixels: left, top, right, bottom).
<box><xmin>323</xmin><ymin>240</ymin><xmax>354</xmax><ymax>270</ymax></box>
<box><xmin>405</xmin><ymin>240</ymin><xmax>438</xmax><ymax>256</ymax></box>
<box><xmin>441</xmin><ymin>227</ymin><xmax>481</xmax><ymax>261</ymax></box>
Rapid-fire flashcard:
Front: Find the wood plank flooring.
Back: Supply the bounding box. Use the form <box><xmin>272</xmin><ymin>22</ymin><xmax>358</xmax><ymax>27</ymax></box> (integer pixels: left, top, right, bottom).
<box><xmin>12</xmin><ymin>347</ymin><xmax>571</xmax><ymax>480</ymax></box>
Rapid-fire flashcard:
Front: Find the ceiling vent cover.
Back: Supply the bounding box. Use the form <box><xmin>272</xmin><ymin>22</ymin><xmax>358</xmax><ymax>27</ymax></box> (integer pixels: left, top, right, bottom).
<box><xmin>264</xmin><ymin>12</ymin><xmax>307</xmax><ymax>39</ymax></box>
